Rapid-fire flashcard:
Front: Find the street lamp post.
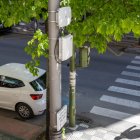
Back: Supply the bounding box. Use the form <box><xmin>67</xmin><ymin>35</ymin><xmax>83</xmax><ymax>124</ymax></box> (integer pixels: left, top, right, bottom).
<box><xmin>48</xmin><ymin>0</ymin><xmax>62</xmax><ymax>139</ymax></box>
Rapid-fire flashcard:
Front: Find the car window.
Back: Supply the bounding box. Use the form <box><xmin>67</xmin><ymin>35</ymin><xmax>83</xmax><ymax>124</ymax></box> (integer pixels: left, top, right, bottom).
<box><xmin>30</xmin><ymin>72</ymin><xmax>46</xmax><ymax>91</ymax></box>
<box><xmin>0</xmin><ymin>75</ymin><xmax>25</xmax><ymax>88</ymax></box>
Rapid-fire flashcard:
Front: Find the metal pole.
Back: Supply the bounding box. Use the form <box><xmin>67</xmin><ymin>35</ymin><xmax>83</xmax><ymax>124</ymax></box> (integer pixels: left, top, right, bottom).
<box><xmin>44</xmin><ymin>20</ymin><xmax>50</xmax><ymax>140</ymax></box>
<box><xmin>46</xmin><ymin>57</ymin><xmax>50</xmax><ymax>140</ymax></box>
<box><xmin>48</xmin><ymin>0</ymin><xmax>62</xmax><ymax>139</ymax></box>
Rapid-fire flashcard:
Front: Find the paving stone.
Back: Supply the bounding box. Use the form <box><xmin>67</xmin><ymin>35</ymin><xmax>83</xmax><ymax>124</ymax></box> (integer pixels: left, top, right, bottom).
<box><xmin>94</xmin><ymin>131</ymin><xmax>106</xmax><ymax>138</ymax></box>
<box><xmin>96</xmin><ymin>129</ymin><xmax>108</xmax><ymax>134</ymax></box>
<box><xmin>103</xmin><ymin>132</ymin><xmax>118</xmax><ymax>140</ymax></box>
<box><xmin>91</xmin><ymin>136</ymin><xmax>102</xmax><ymax>140</ymax></box>
<box><xmin>71</xmin><ymin>131</ymin><xmax>83</xmax><ymax>138</ymax></box>
<box><xmin>84</xmin><ymin>129</ymin><xmax>96</xmax><ymax>136</ymax></box>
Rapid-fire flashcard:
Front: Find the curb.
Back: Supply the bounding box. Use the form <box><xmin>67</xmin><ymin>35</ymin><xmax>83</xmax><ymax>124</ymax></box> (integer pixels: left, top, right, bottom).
<box><xmin>124</xmin><ymin>46</ymin><xmax>140</xmax><ymax>54</ymax></box>
<box><xmin>12</xmin><ymin>27</ymin><xmax>34</xmax><ymax>36</ymax></box>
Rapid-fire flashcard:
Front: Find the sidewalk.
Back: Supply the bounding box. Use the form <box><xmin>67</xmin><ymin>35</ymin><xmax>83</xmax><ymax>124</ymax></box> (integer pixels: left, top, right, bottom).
<box><xmin>0</xmin><ymin>116</ymin><xmax>43</xmax><ymax>140</ymax></box>
<box><xmin>64</xmin><ymin>116</ymin><xmax>122</xmax><ymax>140</ymax></box>
<box><xmin>65</xmin><ymin>121</ymin><xmax>140</xmax><ymax>140</ymax></box>
<box><xmin>0</xmin><ymin>132</ymin><xmax>22</xmax><ymax>140</ymax></box>
<box><xmin>66</xmin><ymin>124</ymin><xmax>121</xmax><ymax>140</ymax></box>
<box><xmin>1</xmin><ymin>114</ymin><xmax>140</xmax><ymax>140</ymax></box>
<box><xmin>124</xmin><ymin>45</ymin><xmax>140</xmax><ymax>54</ymax></box>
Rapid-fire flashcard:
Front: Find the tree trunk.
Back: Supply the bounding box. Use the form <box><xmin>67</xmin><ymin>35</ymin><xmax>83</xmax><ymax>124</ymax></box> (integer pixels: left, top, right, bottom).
<box><xmin>69</xmin><ymin>45</ymin><xmax>76</xmax><ymax>127</ymax></box>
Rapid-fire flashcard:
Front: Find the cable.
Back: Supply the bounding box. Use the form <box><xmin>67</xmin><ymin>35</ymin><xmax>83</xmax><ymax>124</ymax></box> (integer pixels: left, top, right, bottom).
<box><xmin>54</xmin><ymin>28</ymin><xmax>66</xmax><ymax>64</ymax></box>
<box><xmin>54</xmin><ymin>39</ymin><xmax>62</xmax><ymax>64</ymax></box>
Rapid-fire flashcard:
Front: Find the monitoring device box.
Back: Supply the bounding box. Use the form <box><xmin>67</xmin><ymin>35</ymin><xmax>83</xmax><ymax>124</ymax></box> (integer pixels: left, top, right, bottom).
<box><xmin>59</xmin><ymin>34</ymin><xmax>73</xmax><ymax>61</ymax></box>
<box><xmin>56</xmin><ymin>7</ymin><xmax>71</xmax><ymax>27</ymax></box>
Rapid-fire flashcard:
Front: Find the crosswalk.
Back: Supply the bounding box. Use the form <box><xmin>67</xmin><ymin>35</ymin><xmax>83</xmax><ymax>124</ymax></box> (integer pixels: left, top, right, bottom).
<box><xmin>126</xmin><ymin>65</ymin><xmax>140</xmax><ymax>71</ymax></box>
<box><xmin>121</xmin><ymin>71</ymin><xmax>140</xmax><ymax>78</ymax></box>
<box><xmin>108</xmin><ymin>86</ymin><xmax>140</xmax><ymax>97</ymax></box>
<box><xmin>90</xmin><ymin>55</ymin><xmax>140</xmax><ymax>125</ymax></box>
<box><xmin>115</xmin><ymin>78</ymin><xmax>140</xmax><ymax>86</ymax></box>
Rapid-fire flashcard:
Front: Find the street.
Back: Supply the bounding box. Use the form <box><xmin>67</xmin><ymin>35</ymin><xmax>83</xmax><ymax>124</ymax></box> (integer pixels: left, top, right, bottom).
<box><xmin>0</xmin><ymin>32</ymin><xmax>140</xmax><ymax>135</ymax></box>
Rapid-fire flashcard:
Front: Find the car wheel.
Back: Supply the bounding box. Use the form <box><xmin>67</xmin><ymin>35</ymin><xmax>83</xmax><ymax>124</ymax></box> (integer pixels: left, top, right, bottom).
<box><xmin>16</xmin><ymin>103</ymin><xmax>34</xmax><ymax>119</ymax></box>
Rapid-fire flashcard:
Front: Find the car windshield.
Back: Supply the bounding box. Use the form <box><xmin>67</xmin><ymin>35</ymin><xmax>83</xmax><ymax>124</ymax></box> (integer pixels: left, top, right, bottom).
<box><xmin>30</xmin><ymin>72</ymin><xmax>46</xmax><ymax>91</ymax></box>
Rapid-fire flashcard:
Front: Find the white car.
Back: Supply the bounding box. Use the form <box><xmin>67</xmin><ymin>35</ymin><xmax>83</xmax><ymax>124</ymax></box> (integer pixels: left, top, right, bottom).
<box><xmin>0</xmin><ymin>63</ymin><xmax>46</xmax><ymax>119</ymax></box>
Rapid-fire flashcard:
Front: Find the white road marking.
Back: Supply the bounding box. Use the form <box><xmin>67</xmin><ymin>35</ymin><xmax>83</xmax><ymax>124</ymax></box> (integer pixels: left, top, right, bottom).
<box><xmin>115</xmin><ymin>78</ymin><xmax>140</xmax><ymax>86</ymax></box>
<box><xmin>126</xmin><ymin>65</ymin><xmax>140</xmax><ymax>71</ymax></box>
<box><xmin>90</xmin><ymin>57</ymin><xmax>140</xmax><ymax>125</ymax></box>
<box><xmin>108</xmin><ymin>86</ymin><xmax>140</xmax><ymax>97</ymax></box>
<box><xmin>135</xmin><ymin>56</ymin><xmax>140</xmax><ymax>59</ymax></box>
<box><xmin>121</xmin><ymin>71</ymin><xmax>140</xmax><ymax>78</ymax></box>
<box><xmin>131</xmin><ymin>60</ymin><xmax>140</xmax><ymax>65</ymax></box>
<box><xmin>90</xmin><ymin>106</ymin><xmax>140</xmax><ymax>124</ymax></box>
<box><xmin>100</xmin><ymin>95</ymin><xmax>140</xmax><ymax>109</ymax></box>
<box><xmin>90</xmin><ymin>106</ymin><xmax>131</xmax><ymax>120</ymax></box>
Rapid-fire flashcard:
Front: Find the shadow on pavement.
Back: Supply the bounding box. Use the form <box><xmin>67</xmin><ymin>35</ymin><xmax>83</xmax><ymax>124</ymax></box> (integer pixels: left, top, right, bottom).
<box><xmin>115</xmin><ymin>125</ymin><xmax>140</xmax><ymax>140</ymax></box>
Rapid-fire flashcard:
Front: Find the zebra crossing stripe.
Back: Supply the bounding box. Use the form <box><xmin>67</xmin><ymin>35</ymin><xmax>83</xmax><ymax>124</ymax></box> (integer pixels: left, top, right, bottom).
<box><xmin>121</xmin><ymin>71</ymin><xmax>140</xmax><ymax>78</ymax></box>
<box><xmin>126</xmin><ymin>65</ymin><xmax>140</xmax><ymax>71</ymax></box>
<box><xmin>108</xmin><ymin>86</ymin><xmax>140</xmax><ymax>97</ymax></box>
<box><xmin>115</xmin><ymin>78</ymin><xmax>140</xmax><ymax>87</ymax></box>
<box><xmin>90</xmin><ymin>106</ymin><xmax>131</xmax><ymax>120</ymax></box>
<box><xmin>90</xmin><ymin>106</ymin><xmax>140</xmax><ymax>124</ymax></box>
<box><xmin>131</xmin><ymin>60</ymin><xmax>140</xmax><ymax>65</ymax></box>
<box><xmin>135</xmin><ymin>56</ymin><xmax>140</xmax><ymax>59</ymax></box>
<box><xmin>100</xmin><ymin>95</ymin><xmax>140</xmax><ymax>109</ymax></box>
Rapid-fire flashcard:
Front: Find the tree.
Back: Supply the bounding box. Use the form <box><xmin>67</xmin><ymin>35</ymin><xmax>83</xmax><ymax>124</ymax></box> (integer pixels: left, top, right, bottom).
<box><xmin>0</xmin><ymin>0</ymin><xmax>140</xmax><ymax>136</ymax></box>
<box><xmin>66</xmin><ymin>0</ymin><xmax>140</xmax><ymax>127</ymax></box>
<box><xmin>68</xmin><ymin>0</ymin><xmax>140</xmax><ymax>51</ymax></box>
<box><xmin>1</xmin><ymin>0</ymin><xmax>139</xmax><ymax>72</ymax></box>
<box><xmin>0</xmin><ymin>0</ymin><xmax>48</xmax><ymax>26</ymax></box>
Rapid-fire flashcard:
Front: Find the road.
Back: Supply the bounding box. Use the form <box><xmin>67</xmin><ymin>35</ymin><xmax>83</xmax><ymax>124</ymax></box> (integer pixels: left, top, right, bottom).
<box><xmin>0</xmin><ymin>32</ymin><xmax>140</xmax><ymax>134</ymax></box>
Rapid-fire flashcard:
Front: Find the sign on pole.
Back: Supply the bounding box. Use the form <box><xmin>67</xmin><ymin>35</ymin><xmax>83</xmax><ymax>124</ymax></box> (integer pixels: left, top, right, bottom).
<box><xmin>57</xmin><ymin>105</ymin><xmax>67</xmax><ymax>131</ymax></box>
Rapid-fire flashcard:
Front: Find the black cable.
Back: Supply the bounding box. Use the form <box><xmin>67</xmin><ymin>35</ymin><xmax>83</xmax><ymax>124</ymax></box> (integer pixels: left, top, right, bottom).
<box><xmin>54</xmin><ymin>39</ymin><xmax>62</xmax><ymax>64</ymax></box>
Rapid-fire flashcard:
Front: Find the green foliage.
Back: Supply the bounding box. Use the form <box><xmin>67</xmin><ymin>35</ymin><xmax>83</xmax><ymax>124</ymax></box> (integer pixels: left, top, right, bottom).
<box><xmin>62</xmin><ymin>127</ymin><xmax>66</xmax><ymax>139</ymax></box>
<box><xmin>25</xmin><ymin>29</ymin><xmax>48</xmax><ymax>76</ymax></box>
<box><xmin>66</xmin><ymin>0</ymin><xmax>140</xmax><ymax>53</ymax></box>
<box><xmin>0</xmin><ymin>0</ymin><xmax>48</xmax><ymax>76</ymax></box>
<box><xmin>0</xmin><ymin>0</ymin><xmax>48</xmax><ymax>27</ymax></box>
<box><xmin>0</xmin><ymin>0</ymin><xmax>140</xmax><ymax>74</ymax></box>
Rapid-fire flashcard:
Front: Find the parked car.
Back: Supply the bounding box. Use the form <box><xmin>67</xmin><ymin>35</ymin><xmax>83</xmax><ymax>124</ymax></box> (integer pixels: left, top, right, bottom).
<box><xmin>0</xmin><ymin>63</ymin><xmax>46</xmax><ymax>119</ymax></box>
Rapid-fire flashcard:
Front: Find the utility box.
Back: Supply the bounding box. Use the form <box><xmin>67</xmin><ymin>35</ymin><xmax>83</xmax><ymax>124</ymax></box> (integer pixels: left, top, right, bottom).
<box><xmin>56</xmin><ymin>7</ymin><xmax>71</xmax><ymax>27</ymax></box>
<box><xmin>59</xmin><ymin>34</ymin><xmax>73</xmax><ymax>61</ymax></box>
<box><xmin>79</xmin><ymin>46</ymin><xmax>90</xmax><ymax>67</ymax></box>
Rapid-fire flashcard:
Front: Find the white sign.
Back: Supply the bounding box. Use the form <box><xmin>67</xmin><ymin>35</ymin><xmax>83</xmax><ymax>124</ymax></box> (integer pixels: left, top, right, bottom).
<box><xmin>57</xmin><ymin>105</ymin><xmax>67</xmax><ymax>131</ymax></box>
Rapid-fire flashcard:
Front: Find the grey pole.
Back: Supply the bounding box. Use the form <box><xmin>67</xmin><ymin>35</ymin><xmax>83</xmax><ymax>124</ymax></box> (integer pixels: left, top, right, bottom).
<box><xmin>48</xmin><ymin>0</ymin><xmax>62</xmax><ymax>140</ymax></box>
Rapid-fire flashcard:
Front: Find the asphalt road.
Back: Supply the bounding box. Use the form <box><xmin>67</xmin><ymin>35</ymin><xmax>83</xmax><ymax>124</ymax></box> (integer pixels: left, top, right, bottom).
<box><xmin>0</xmin><ymin>32</ymin><xmax>140</xmax><ymax>133</ymax></box>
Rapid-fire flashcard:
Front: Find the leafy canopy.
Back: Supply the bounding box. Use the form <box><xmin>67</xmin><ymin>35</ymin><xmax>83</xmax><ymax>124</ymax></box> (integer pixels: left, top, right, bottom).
<box><xmin>0</xmin><ymin>0</ymin><xmax>140</xmax><ymax>75</ymax></box>
<box><xmin>68</xmin><ymin>0</ymin><xmax>140</xmax><ymax>52</ymax></box>
<box><xmin>0</xmin><ymin>0</ymin><xmax>48</xmax><ymax>26</ymax></box>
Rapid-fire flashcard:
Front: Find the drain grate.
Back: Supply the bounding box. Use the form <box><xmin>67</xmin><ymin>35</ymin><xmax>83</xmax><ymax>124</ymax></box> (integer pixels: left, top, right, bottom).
<box><xmin>76</xmin><ymin>117</ymin><xmax>92</xmax><ymax>124</ymax></box>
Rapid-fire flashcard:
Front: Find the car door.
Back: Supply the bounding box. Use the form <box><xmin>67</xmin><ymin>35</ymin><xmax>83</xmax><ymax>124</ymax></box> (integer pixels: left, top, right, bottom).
<box><xmin>0</xmin><ymin>75</ymin><xmax>25</xmax><ymax>110</ymax></box>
